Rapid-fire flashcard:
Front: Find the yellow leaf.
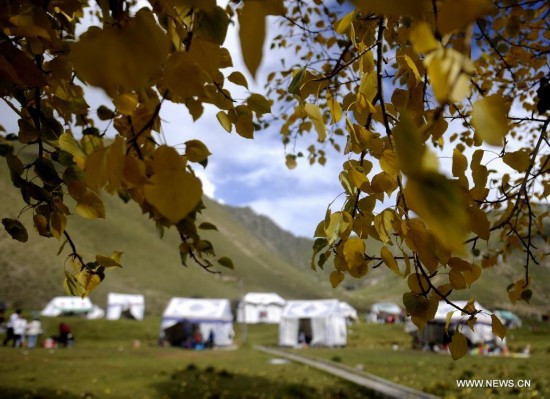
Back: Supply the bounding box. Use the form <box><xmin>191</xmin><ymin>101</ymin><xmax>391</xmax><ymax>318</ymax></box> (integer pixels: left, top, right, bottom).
<box><xmin>330</xmin><ymin>270</ymin><xmax>345</xmax><ymax>288</ymax></box>
<box><xmin>238</xmin><ymin>0</ymin><xmax>285</xmax><ymax>77</ymax></box>
<box><xmin>59</xmin><ymin>132</ymin><xmax>86</xmax><ymax>169</ymax></box>
<box><xmin>216</xmin><ymin>111</ymin><xmax>232</xmax><ymax>132</ymax></box>
<box><xmin>70</xmin><ymin>8</ymin><xmax>169</xmax><ymax>94</ymax></box>
<box><xmin>76</xmin><ymin>270</ymin><xmax>101</xmax><ymax>298</ymax></box>
<box><xmin>409</xmin><ymin>21</ymin><xmax>438</xmax><ymax>54</ymax></box>
<box><xmin>467</xmin><ymin>205</ymin><xmax>490</xmax><ymax>240</ymax></box>
<box><xmin>123</xmin><ymin>156</ymin><xmax>149</xmax><ymax>186</ymax></box>
<box><xmin>438</xmin><ymin>0</ymin><xmax>494</xmax><ymax>35</ymax></box>
<box><xmin>343</xmin><ymin>237</ymin><xmax>366</xmax><ymax>269</ymax></box>
<box><xmin>96</xmin><ymin>254</ymin><xmax>123</xmax><ymax>268</ymax></box>
<box><xmin>452</xmin><ymin>149</ymin><xmax>468</xmax><ymax>178</ymax></box>
<box><xmin>144</xmin><ymin>170</ymin><xmax>202</xmax><ymax>224</ymax></box>
<box><xmin>163</xmin><ymin>52</ymin><xmax>205</xmax><ymax>100</ymax></box>
<box><xmin>405</xmin><ymin>173</ymin><xmax>468</xmax><ymax>252</ymax></box>
<box><xmin>50</xmin><ymin>211</ymin><xmax>66</xmax><ymax>240</ymax></box>
<box><xmin>327</xmin><ymin>92</ymin><xmax>342</xmax><ymax>124</ymax></box>
<box><xmin>403</xmin><ymin>54</ymin><xmax>422</xmax><ymax>84</ymax></box>
<box><xmin>381</xmin><ymin>246</ymin><xmax>401</xmax><ymax>276</ymax></box>
<box><xmin>407</xmin><ymin>273</ymin><xmax>429</xmax><ymax>294</ymax></box>
<box><xmin>491</xmin><ymin>314</ymin><xmax>507</xmax><ymax>339</ymax></box>
<box><xmin>350</xmin><ymin>0</ymin><xmax>431</xmax><ymax>18</ymax></box>
<box><xmin>445</xmin><ymin>310</ymin><xmax>456</xmax><ymax>333</ymax></box>
<box><xmin>247</xmin><ymin>93</ymin><xmax>271</xmax><ymax>114</ymax></box>
<box><xmin>113</xmin><ymin>93</ymin><xmax>138</xmax><ymax>116</ymax></box>
<box><xmin>425</xmin><ymin>48</ymin><xmax>472</xmax><ymax>103</ymax></box>
<box><xmin>304</xmin><ymin>103</ymin><xmax>326</xmax><ymax>142</ymax></box>
<box><xmin>150</xmin><ymin>145</ymin><xmax>185</xmax><ymax>174</ymax></box>
<box><xmin>185</xmin><ymin>140</ymin><xmax>211</xmax><ymax>163</ymax></box>
<box><xmin>227</xmin><ymin>71</ymin><xmax>249</xmax><ymax>88</ymax></box>
<box><xmin>380</xmin><ymin>150</ymin><xmax>399</xmax><ymax>176</ymax></box>
<box><xmin>335</xmin><ymin>11</ymin><xmax>355</xmax><ymax>34</ymax></box>
<box><xmin>105</xmin><ymin>136</ymin><xmax>126</xmax><ymax>193</ymax></box>
<box><xmin>449</xmin><ymin>332</ymin><xmax>469</xmax><ymax>360</ymax></box>
<box><xmin>76</xmin><ymin>190</ymin><xmax>106</xmax><ymax>219</ymax></box>
<box><xmin>392</xmin><ymin>113</ymin><xmax>425</xmax><ymax>176</ymax></box>
<box><xmin>471</xmin><ymin>95</ymin><xmax>510</xmax><ymax>146</ymax></box>
<box><xmin>463</xmin><ymin>264</ymin><xmax>482</xmax><ymax>287</ymax></box>
<box><xmin>503</xmin><ymin>150</ymin><xmax>530</xmax><ymax>172</ymax></box>
<box><xmin>449</xmin><ymin>270</ymin><xmax>467</xmax><ymax>290</ymax></box>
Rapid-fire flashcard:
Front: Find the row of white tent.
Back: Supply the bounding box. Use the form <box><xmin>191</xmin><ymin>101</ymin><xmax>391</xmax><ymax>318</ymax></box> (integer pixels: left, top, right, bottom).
<box><xmin>161</xmin><ymin>296</ymin><xmax>356</xmax><ymax>347</ymax></box>
<box><xmin>40</xmin><ymin>293</ymin><xmax>145</xmax><ymax>320</ymax></box>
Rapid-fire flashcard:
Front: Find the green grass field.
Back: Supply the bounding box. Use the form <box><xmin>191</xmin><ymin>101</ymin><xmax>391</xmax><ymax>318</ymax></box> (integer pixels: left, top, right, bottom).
<box><xmin>0</xmin><ymin>316</ymin><xmax>548</xmax><ymax>399</ymax></box>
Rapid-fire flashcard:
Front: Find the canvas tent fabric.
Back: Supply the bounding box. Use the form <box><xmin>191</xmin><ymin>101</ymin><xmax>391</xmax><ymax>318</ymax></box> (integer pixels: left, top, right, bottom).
<box><xmin>237</xmin><ymin>292</ymin><xmax>286</xmax><ymax>324</ymax></box>
<box><xmin>338</xmin><ymin>302</ymin><xmax>358</xmax><ymax>323</ymax></box>
<box><xmin>106</xmin><ymin>293</ymin><xmax>145</xmax><ymax>320</ymax></box>
<box><xmin>418</xmin><ymin>301</ymin><xmax>506</xmax><ymax>348</ymax></box>
<box><xmin>279</xmin><ymin>300</ymin><xmax>347</xmax><ymax>347</ymax></box>
<box><xmin>41</xmin><ymin>296</ymin><xmax>104</xmax><ymax>319</ymax></box>
<box><xmin>367</xmin><ymin>302</ymin><xmax>403</xmax><ymax>323</ymax></box>
<box><xmin>160</xmin><ymin>298</ymin><xmax>234</xmax><ymax>346</ymax></box>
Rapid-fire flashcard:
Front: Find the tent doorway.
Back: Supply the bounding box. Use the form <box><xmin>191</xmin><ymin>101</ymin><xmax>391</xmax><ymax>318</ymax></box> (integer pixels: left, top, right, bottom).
<box><xmin>298</xmin><ymin>318</ymin><xmax>313</xmax><ymax>345</ymax></box>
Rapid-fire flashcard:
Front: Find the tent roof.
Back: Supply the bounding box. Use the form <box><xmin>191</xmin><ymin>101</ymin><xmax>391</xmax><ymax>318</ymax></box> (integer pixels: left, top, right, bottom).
<box><xmin>162</xmin><ymin>298</ymin><xmax>233</xmax><ymax>322</ymax></box>
<box><xmin>370</xmin><ymin>302</ymin><xmax>402</xmax><ymax>314</ymax></box>
<box><xmin>338</xmin><ymin>302</ymin><xmax>358</xmax><ymax>319</ymax></box>
<box><xmin>432</xmin><ymin>301</ymin><xmax>492</xmax><ymax>325</ymax></box>
<box><xmin>241</xmin><ymin>292</ymin><xmax>286</xmax><ymax>306</ymax></box>
<box><xmin>43</xmin><ymin>296</ymin><xmax>93</xmax><ymax>310</ymax></box>
<box><xmin>282</xmin><ymin>299</ymin><xmax>342</xmax><ymax>319</ymax></box>
<box><xmin>107</xmin><ymin>293</ymin><xmax>145</xmax><ymax>305</ymax></box>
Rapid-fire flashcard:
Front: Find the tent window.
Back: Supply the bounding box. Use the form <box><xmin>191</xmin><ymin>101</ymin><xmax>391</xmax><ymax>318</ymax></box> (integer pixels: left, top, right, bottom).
<box><xmin>298</xmin><ymin>318</ymin><xmax>312</xmax><ymax>344</ymax></box>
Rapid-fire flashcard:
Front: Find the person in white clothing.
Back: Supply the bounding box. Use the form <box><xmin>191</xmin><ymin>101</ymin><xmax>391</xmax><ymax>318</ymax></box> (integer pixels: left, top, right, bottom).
<box><xmin>26</xmin><ymin>317</ymin><xmax>43</xmax><ymax>349</ymax></box>
<box><xmin>3</xmin><ymin>309</ymin><xmax>21</xmax><ymax>347</ymax></box>
<box><xmin>13</xmin><ymin>314</ymin><xmax>28</xmax><ymax>348</ymax></box>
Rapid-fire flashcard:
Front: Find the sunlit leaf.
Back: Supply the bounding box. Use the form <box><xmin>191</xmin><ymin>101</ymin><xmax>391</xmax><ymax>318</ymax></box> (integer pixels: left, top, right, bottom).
<box><xmin>144</xmin><ymin>170</ymin><xmax>202</xmax><ymax>224</ymax></box>
<box><xmin>381</xmin><ymin>246</ymin><xmax>401</xmax><ymax>276</ymax></box>
<box><xmin>304</xmin><ymin>103</ymin><xmax>327</xmax><ymax>142</ymax></box>
<box><xmin>471</xmin><ymin>95</ymin><xmax>510</xmax><ymax>146</ymax></box>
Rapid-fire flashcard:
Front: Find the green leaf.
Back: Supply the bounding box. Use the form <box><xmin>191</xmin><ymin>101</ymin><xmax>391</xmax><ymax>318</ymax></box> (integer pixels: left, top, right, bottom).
<box><xmin>288</xmin><ymin>68</ymin><xmax>305</xmax><ymax>95</ymax></box>
<box><xmin>2</xmin><ymin>218</ymin><xmax>28</xmax><ymax>242</ymax></box>
<box><xmin>217</xmin><ymin>256</ymin><xmax>234</xmax><ymax>269</ymax></box>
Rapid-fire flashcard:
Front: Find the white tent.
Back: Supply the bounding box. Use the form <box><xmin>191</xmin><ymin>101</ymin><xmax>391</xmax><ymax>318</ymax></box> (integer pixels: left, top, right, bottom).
<box><xmin>41</xmin><ymin>296</ymin><xmax>104</xmax><ymax>319</ymax></box>
<box><xmin>279</xmin><ymin>299</ymin><xmax>347</xmax><ymax>347</ymax></box>
<box><xmin>338</xmin><ymin>301</ymin><xmax>359</xmax><ymax>323</ymax></box>
<box><xmin>160</xmin><ymin>298</ymin><xmax>234</xmax><ymax>347</ymax></box>
<box><xmin>418</xmin><ymin>301</ymin><xmax>506</xmax><ymax>348</ymax></box>
<box><xmin>106</xmin><ymin>293</ymin><xmax>145</xmax><ymax>320</ymax></box>
<box><xmin>367</xmin><ymin>302</ymin><xmax>403</xmax><ymax>323</ymax></box>
<box><xmin>237</xmin><ymin>292</ymin><xmax>286</xmax><ymax>324</ymax></box>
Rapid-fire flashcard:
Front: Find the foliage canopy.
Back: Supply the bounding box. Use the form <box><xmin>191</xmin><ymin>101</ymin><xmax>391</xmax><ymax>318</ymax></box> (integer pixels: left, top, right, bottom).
<box><xmin>1</xmin><ymin>0</ymin><xmax>549</xmax><ymax>359</ymax></box>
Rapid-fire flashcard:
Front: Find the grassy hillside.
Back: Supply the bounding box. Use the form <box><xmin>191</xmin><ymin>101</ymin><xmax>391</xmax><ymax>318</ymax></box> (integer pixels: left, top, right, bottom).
<box><xmin>0</xmin><ymin>155</ymin><xmax>342</xmax><ymax>314</ymax></box>
<box><xmin>1</xmin><ymin>149</ymin><xmax>548</xmax><ymax>317</ymax></box>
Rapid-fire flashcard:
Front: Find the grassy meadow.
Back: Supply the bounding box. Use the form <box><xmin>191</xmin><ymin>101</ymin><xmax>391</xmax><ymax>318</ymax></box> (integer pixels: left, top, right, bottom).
<box><xmin>0</xmin><ymin>315</ymin><xmax>548</xmax><ymax>399</ymax></box>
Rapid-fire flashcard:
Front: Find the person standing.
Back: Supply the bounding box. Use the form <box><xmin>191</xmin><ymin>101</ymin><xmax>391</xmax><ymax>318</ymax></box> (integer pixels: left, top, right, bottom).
<box><xmin>3</xmin><ymin>309</ymin><xmax>21</xmax><ymax>347</ymax></box>
<box><xmin>26</xmin><ymin>317</ymin><xmax>43</xmax><ymax>349</ymax></box>
<box><xmin>13</xmin><ymin>313</ymin><xmax>28</xmax><ymax>348</ymax></box>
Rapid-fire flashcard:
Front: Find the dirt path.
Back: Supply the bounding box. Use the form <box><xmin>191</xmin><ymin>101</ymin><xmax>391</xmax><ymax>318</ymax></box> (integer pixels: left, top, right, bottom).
<box><xmin>254</xmin><ymin>345</ymin><xmax>440</xmax><ymax>399</ymax></box>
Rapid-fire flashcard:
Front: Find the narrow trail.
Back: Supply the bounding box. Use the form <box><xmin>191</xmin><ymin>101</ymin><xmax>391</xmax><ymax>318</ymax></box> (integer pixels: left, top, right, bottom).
<box><xmin>254</xmin><ymin>345</ymin><xmax>441</xmax><ymax>399</ymax></box>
